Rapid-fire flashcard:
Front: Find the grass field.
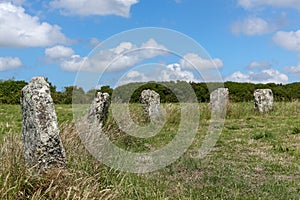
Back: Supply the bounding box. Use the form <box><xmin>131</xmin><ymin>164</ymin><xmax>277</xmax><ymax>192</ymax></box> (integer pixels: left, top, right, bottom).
<box><xmin>0</xmin><ymin>102</ymin><xmax>299</xmax><ymax>199</ymax></box>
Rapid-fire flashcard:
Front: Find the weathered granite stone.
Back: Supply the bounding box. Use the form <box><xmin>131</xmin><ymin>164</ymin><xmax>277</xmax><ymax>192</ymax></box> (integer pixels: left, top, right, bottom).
<box><xmin>210</xmin><ymin>88</ymin><xmax>229</xmax><ymax>119</ymax></box>
<box><xmin>254</xmin><ymin>89</ymin><xmax>274</xmax><ymax>113</ymax></box>
<box><xmin>140</xmin><ymin>89</ymin><xmax>160</xmax><ymax>121</ymax></box>
<box><xmin>21</xmin><ymin>77</ymin><xmax>66</xmax><ymax>170</ymax></box>
<box><xmin>87</xmin><ymin>92</ymin><xmax>110</xmax><ymax>126</ymax></box>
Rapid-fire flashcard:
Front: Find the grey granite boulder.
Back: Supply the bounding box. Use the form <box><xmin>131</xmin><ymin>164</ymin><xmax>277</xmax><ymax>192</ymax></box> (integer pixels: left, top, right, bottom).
<box><xmin>210</xmin><ymin>88</ymin><xmax>229</xmax><ymax>119</ymax></box>
<box><xmin>254</xmin><ymin>89</ymin><xmax>274</xmax><ymax>113</ymax></box>
<box><xmin>21</xmin><ymin>77</ymin><xmax>66</xmax><ymax>170</ymax></box>
<box><xmin>87</xmin><ymin>92</ymin><xmax>110</xmax><ymax>126</ymax></box>
<box><xmin>140</xmin><ymin>89</ymin><xmax>161</xmax><ymax>121</ymax></box>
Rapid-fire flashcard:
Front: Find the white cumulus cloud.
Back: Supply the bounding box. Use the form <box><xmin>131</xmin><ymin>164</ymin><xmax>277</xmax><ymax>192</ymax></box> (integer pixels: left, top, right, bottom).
<box><xmin>0</xmin><ymin>57</ymin><xmax>22</xmax><ymax>71</ymax></box>
<box><xmin>117</xmin><ymin>63</ymin><xmax>197</xmax><ymax>86</ymax></box>
<box><xmin>231</xmin><ymin>16</ymin><xmax>277</xmax><ymax>35</ymax></box>
<box><xmin>273</xmin><ymin>30</ymin><xmax>300</xmax><ymax>55</ymax></box>
<box><xmin>45</xmin><ymin>45</ymin><xmax>75</xmax><ymax>60</ymax></box>
<box><xmin>0</xmin><ymin>2</ymin><xmax>68</xmax><ymax>47</ymax></box>
<box><xmin>44</xmin><ymin>45</ymin><xmax>87</xmax><ymax>71</ymax></box>
<box><xmin>161</xmin><ymin>63</ymin><xmax>196</xmax><ymax>81</ymax></box>
<box><xmin>180</xmin><ymin>53</ymin><xmax>223</xmax><ymax>70</ymax></box>
<box><xmin>225</xmin><ymin>69</ymin><xmax>288</xmax><ymax>83</ymax></box>
<box><xmin>44</xmin><ymin>39</ymin><xmax>168</xmax><ymax>72</ymax></box>
<box><xmin>60</xmin><ymin>55</ymin><xmax>87</xmax><ymax>72</ymax></box>
<box><xmin>50</xmin><ymin>0</ymin><xmax>139</xmax><ymax>17</ymax></box>
<box><xmin>117</xmin><ymin>52</ymin><xmax>224</xmax><ymax>86</ymax></box>
<box><xmin>237</xmin><ymin>0</ymin><xmax>300</xmax><ymax>10</ymax></box>
<box><xmin>126</xmin><ymin>70</ymin><xmax>145</xmax><ymax>79</ymax></box>
<box><xmin>85</xmin><ymin>39</ymin><xmax>168</xmax><ymax>72</ymax></box>
<box><xmin>117</xmin><ymin>70</ymin><xmax>149</xmax><ymax>85</ymax></box>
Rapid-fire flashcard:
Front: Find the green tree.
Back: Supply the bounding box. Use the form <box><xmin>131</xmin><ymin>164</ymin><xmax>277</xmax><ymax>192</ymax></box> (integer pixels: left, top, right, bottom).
<box><xmin>99</xmin><ymin>85</ymin><xmax>113</xmax><ymax>96</ymax></box>
<box><xmin>0</xmin><ymin>79</ymin><xmax>27</xmax><ymax>104</ymax></box>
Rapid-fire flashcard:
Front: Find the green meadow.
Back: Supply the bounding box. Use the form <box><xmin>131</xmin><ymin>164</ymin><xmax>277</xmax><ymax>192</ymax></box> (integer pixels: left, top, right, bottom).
<box><xmin>0</xmin><ymin>102</ymin><xmax>299</xmax><ymax>199</ymax></box>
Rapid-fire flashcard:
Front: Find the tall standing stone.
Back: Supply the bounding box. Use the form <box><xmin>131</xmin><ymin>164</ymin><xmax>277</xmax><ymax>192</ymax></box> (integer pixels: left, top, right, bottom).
<box><xmin>210</xmin><ymin>88</ymin><xmax>229</xmax><ymax>119</ymax></box>
<box><xmin>21</xmin><ymin>77</ymin><xmax>66</xmax><ymax>170</ymax></box>
<box><xmin>254</xmin><ymin>89</ymin><xmax>274</xmax><ymax>113</ymax></box>
<box><xmin>140</xmin><ymin>89</ymin><xmax>161</xmax><ymax>121</ymax></box>
<box><xmin>87</xmin><ymin>92</ymin><xmax>110</xmax><ymax>126</ymax></box>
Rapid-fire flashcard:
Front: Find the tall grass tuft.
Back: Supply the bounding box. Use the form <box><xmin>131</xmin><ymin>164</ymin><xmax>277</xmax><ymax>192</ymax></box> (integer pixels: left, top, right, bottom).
<box><xmin>0</xmin><ymin>124</ymin><xmax>118</xmax><ymax>199</ymax></box>
<box><xmin>291</xmin><ymin>127</ymin><xmax>300</xmax><ymax>135</ymax></box>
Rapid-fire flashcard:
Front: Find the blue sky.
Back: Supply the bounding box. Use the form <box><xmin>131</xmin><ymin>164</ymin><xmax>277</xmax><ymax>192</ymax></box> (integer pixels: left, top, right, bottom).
<box><xmin>1</xmin><ymin>0</ymin><xmax>300</xmax><ymax>90</ymax></box>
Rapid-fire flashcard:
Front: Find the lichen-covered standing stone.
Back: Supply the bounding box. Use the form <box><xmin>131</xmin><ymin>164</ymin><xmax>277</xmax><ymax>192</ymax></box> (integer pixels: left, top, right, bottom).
<box><xmin>254</xmin><ymin>89</ymin><xmax>274</xmax><ymax>113</ymax></box>
<box><xmin>21</xmin><ymin>77</ymin><xmax>66</xmax><ymax>170</ymax></box>
<box><xmin>140</xmin><ymin>89</ymin><xmax>161</xmax><ymax>121</ymax></box>
<box><xmin>87</xmin><ymin>92</ymin><xmax>110</xmax><ymax>126</ymax></box>
<box><xmin>210</xmin><ymin>88</ymin><xmax>229</xmax><ymax>119</ymax></box>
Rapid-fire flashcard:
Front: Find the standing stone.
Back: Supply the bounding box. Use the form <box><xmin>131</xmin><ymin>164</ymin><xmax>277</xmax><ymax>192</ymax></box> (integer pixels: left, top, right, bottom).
<box><xmin>210</xmin><ymin>88</ymin><xmax>229</xmax><ymax>119</ymax></box>
<box><xmin>254</xmin><ymin>89</ymin><xmax>274</xmax><ymax>113</ymax></box>
<box><xmin>140</xmin><ymin>89</ymin><xmax>161</xmax><ymax>121</ymax></box>
<box><xmin>21</xmin><ymin>77</ymin><xmax>66</xmax><ymax>170</ymax></box>
<box><xmin>87</xmin><ymin>92</ymin><xmax>110</xmax><ymax>126</ymax></box>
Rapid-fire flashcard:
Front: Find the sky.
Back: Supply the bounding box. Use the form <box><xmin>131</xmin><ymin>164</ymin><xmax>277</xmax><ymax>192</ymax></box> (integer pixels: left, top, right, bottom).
<box><xmin>1</xmin><ymin>0</ymin><xmax>300</xmax><ymax>90</ymax></box>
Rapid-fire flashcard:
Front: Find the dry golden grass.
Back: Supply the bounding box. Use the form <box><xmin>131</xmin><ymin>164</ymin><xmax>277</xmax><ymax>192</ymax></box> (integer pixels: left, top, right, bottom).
<box><xmin>0</xmin><ymin>123</ymin><xmax>118</xmax><ymax>200</ymax></box>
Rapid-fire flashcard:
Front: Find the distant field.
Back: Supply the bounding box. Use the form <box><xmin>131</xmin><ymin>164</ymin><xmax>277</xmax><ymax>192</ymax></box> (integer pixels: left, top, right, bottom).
<box><xmin>0</xmin><ymin>102</ymin><xmax>299</xmax><ymax>199</ymax></box>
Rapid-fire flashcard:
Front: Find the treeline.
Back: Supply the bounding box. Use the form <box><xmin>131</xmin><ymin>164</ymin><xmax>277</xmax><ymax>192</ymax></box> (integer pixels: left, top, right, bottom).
<box><xmin>114</xmin><ymin>81</ymin><xmax>300</xmax><ymax>103</ymax></box>
<box><xmin>1</xmin><ymin>79</ymin><xmax>300</xmax><ymax>105</ymax></box>
<box><xmin>0</xmin><ymin>79</ymin><xmax>27</xmax><ymax>104</ymax></box>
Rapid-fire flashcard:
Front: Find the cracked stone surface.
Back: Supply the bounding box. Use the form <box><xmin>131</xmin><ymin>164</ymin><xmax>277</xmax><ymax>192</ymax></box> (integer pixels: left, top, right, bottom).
<box><xmin>87</xmin><ymin>92</ymin><xmax>110</xmax><ymax>126</ymax></box>
<box><xmin>254</xmin><ymin>89</ymin><xmax>274</xmax><ymax>113</ymax></box>
<box><xmin>140</xmin><ymin>89</ymin><xmax>161</xmax><ymax>121</ymax></box>
<box><xmin>21</xmin><ymin>77</ymin><xmax>66</xmax><ymax>170</ymax></box>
